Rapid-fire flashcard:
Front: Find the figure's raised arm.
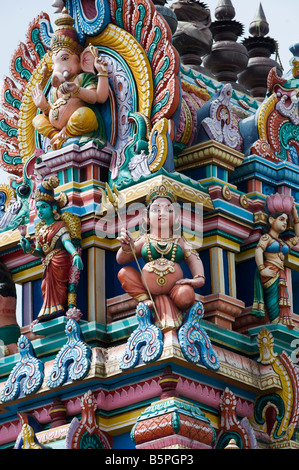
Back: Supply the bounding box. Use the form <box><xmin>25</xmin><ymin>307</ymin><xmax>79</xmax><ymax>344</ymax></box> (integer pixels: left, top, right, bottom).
<box><xmin>32</xmin><ymin>84</ymin><xmax>49</xmax><ymax>113</ymax></box>
<box><xmin>94</xmin><ymin>56</ymin><xmax>109</xmax><ymax>103</ymax></box>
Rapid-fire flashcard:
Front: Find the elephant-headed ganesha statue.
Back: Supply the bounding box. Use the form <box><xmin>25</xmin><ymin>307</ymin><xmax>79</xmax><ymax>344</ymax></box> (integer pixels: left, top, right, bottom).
<box><xmin>32</xmin><ymin>8</ymin><xmax>109</xmax><ymax>150</ymax></box>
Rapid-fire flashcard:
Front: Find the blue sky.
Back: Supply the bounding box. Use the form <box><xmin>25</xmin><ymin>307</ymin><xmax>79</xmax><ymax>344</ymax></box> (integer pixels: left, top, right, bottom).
<box><xmin>0</xmin><ymin>0</ymin><xmax>297</xmax><ymax>184</ymax></box>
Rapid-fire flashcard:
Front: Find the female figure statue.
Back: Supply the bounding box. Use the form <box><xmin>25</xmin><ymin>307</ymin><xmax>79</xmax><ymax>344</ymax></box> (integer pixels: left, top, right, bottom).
<box><xmin>117</xmin><ymin>183</ymin><xmax>205</xmax><ymax>330</ymax></box>
<box><xmin>20</xmin><ymin>176</ymin><xmax>83</xmax><ymax>322</ymax></box>
<box><xmin>251</xmin><ymin>194</ymin><xmax>299</xmax><ymax>329</ymax></box>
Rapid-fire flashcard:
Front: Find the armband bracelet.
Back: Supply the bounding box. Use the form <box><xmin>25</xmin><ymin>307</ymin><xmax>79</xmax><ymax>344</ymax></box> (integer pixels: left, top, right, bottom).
<box><xmin>71</xmin><ymin>251</ymin><xmax>79</xmax><ymax>258</ymax></box>
<box><xmin>40</xmin><ymin>104</ymin><xmax>50</xmax><ymax>114</ymax></box>
<box><xmin>258</xmin><ymin>264</ymin><xmax>265</xmax><ymax>271</ymax></box>
<box><xmin>121</xmin><ymin>246</ymin><xmax>133</xmax><ymax>255</ymax></box>
<box><xmin>294</xmin><ymin>217</ymin><xmax>299</xmax><ymax>224</ymax></box>
<box><xmin>72</xmin><ymin>86</ymin><xmax>80</xmax><ymax>96</ymax></box>
<box><xmin>193</xmin><ymin>274</ymin><xmax>206</xmax><ymax>280</ymax></box>
<box><xmin>97</xmin><ymin>72</ymin><xmax>108</xmax><ymax>77</ymax></box>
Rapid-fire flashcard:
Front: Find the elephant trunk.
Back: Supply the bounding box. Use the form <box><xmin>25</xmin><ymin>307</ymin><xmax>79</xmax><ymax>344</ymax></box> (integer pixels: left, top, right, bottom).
<box><xmin>51</xmin><ymin>70</ymin><xmax>69</xmax><ymax>88</ymax></box>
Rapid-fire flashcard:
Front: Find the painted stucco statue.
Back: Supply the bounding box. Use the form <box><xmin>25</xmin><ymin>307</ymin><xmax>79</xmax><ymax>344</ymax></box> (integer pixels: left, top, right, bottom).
<box><xmin>19</xmin><ymin>176</ymin><xmax>83</xmax><ymax>322</ymax></box>
<box><xmin>240</xmin><ymin>44</ymin><xmax>299</xmax><ymax>163</ymax></box>
<box><xmin>251</xmin><ymin>193</ymin><xmax>299</xmax><ymax>329</ymax></box>
<box><xmin>0</xmin><ymin>262</ymin><xmax>20</xmax><ymax>355</ymax></box>
<box><xmin>0</xmin><ymin>153</ymin><xmax>43</xmax><ymax>234</ymax></box>
<box><xmin>116</xmin><ymin>182</ymin><xmax>205</xmax><ymax>330</ymax></box>
<box><xmin>32</xmin><ymin>8</ymin><xmax>109</xmax><ymax>150</ymax></box>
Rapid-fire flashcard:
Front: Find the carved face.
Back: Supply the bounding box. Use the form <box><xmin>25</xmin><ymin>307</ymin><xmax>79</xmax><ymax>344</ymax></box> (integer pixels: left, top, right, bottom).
<box><xmin>269</xmin><ymin>212</ymin><xmax>288</xmax><ymax>234</ymax></box>
<box><xmin>148</xmin><ymin>197</ymin><xmax>178</xmax><ymax>237</ymax></box>
<box><xmin>51</xmin><ymin>50</ymin><xmax>82</xmax><ymax>88</ymax></box>
<box><xmin>36</xmin><ymin>201</ymin><xmax>55</xmax><ymax>223</ymax></box>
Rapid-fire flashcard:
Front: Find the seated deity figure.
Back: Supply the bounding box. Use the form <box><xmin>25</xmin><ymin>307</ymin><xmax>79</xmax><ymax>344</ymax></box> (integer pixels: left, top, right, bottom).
<box><xmin>251</xmin><ymin>194</ymin><xmax>299</xmax><ymax>330</ymax></box>
<box><xmin>116</xmin><ymin>183</ymin><xmax>205</xmax><ymax>330</ymax></box>
<box><xmin>32</xmin><ymin>8</ymin><xmax>109</xmax><ymax>150</ymax></box>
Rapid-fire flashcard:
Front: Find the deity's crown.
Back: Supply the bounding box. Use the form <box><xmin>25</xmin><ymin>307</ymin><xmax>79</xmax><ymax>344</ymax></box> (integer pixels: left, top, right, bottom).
<box><xmin>146</xmin><ymin>182</ymin><xmax>177</xmax><ymax>206</ymax></box>
<box><xmin>50</xmin><ymin>7</ymin><xmax>84</xmax><ymax>56</ymax></box>
<box><xmin>34</xmin><ymin>176</ymin><xmax>68</xmax><ymax>208</ymax></box>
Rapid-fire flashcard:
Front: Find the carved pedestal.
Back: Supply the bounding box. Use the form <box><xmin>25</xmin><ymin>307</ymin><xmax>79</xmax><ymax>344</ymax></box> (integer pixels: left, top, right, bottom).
<box><xmin>203</xmin><ymin>293</ymin><xmax>244</xmax><ymax>330</ymax></box>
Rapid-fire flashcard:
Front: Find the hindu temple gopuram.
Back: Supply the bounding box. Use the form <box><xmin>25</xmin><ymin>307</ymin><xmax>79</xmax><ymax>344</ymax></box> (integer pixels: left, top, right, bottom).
<box><xmin>0</xmin><ymin>0</ymin><xmax>299</xmax><ymax>452</ymax></box>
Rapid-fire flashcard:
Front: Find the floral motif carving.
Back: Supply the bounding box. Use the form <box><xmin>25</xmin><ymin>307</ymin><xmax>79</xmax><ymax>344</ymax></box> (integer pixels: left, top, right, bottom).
<box><xmin>119</xmin><ymin>302</ymin><xmax>164</xmax><ymax>370</ymax></box>
<box><xmin>66</xmin><ymin>390</ymin><xmax>112</xmax><ymax>449</ymax></box>
<box><xmin>1</xmin><ymin>335</ymin><xmax>44</xmax><ymax>402</ymax></box>
<box><xmin>47</xmin><ymin>319</ymin><xmax>91</xmax><ymax>388</ymax></box>
<box><xmin>178</xmin><ymin>301</ymin><xmax>220</xmax><ymax>370</ymax></box>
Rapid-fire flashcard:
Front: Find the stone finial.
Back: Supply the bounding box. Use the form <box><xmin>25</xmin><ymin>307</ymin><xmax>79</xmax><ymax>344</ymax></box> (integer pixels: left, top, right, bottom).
<box><xmin>203</xmin><ymin>0</ymin><xmax>249</xmax><ymax>83</ymax></box>
<box><xmin>225</xmin><ymin>438</ymin><xmax>240</xmax><ymax>449</ymax></box>
<box><xmin>238</xmin><ymin>3</ymin><xmax>283</xmax><ymax>98</ymax></box>
<box><xmin>171</xmin><ymin>0</ymin><xmax>213</xmax><ymax>70</ymax></box>
<box><xmin>249</xmin><ymin>3</ymin><xmax>269</xmax><ymax>37</ymax></box>
<box><xmin>215</xmin><ymin>0</ymin><xmax>235</xmax><ymax>20</ymax></box>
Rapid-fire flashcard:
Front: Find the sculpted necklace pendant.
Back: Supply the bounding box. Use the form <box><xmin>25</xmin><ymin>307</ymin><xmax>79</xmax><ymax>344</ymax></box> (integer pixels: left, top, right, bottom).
<box><xmin>39</xmin><ymin>224</ymin><xmax>50</xmax><ymax>253</ymax></box>
<box><xmin>146</xmin><ymin>235</ymin><xmax>178</xmax><ymax>286</ymax></box>
<box><xmin>51</xmin><ymin>90</ymin><xmax>71</xmax><ymax>120</ymax></box>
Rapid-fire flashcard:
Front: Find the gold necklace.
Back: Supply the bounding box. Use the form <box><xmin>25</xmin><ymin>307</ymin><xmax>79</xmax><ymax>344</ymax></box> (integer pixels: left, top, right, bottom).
<box><xmin>51</xmin><ymin>95</ymin><xmax>71</xmax><ymax>120</ymax></box>
<box><xmin>146</xmin><ymin>235</ymin><xmax>178</xmax><ymax>286</ymax></box>
<box><xmin>151</xmin><ymin>240</ymin><xmax>173</xmax><ymax>257</ymax></box>
<box><xmin>38</xmin><ymin>221</ymin><xmax>55</xmax><ymax>254</ymax></box>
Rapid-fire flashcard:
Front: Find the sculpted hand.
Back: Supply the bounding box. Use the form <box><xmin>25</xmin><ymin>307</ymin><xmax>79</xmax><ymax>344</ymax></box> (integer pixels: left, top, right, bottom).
<box><xmin>94</xmin><ymin>57</ymin><xmax>108</xmax><ymax>75</ymax></box>
<box><xmin>32</xmin><ymin>84</ymin><xmax>49</xmax><ymax>110</ymax></box>
<box><xmin>260</xmin><ymin>266</ymin><xmax>276</xmax><ymax>278</ymax></box>
<box><xmin>117</xmin><ymin>227</ymin><xmax>134</xmax><ymax>252</ymax></box>
<box><xmin>19</xmin><ymin>237</ymin><xmax>31</xmax><ymax>254</ymax></box>
<box><xmin>59</xmin><ymin>81</ymin><xmax>79</xmax><ymax>95</ymax></box>
<box><xmin>291</xmin><ymin>203</ymin><xmax>299</xmax><ymax>220</ymax></box>
<box><xmin>73</xmin><ymin>254</ymin><xmax>84</xmax><ymax>270</ymax></box>
<box><xmin>176</xmin><ymin>277</ymin><xmax>205</xmax><ymax>289</ymax></box>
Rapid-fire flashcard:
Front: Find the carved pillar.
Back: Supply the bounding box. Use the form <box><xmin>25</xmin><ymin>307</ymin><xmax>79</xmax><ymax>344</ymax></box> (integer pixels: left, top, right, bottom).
<box><xmin>49</xmin><ymin>398</ymin><xmax>67</xmax><ymax>429</ymax></box>
<box><xmin>87</xmin><ymin>247</ymin><xmax>106</xmax><ymax>323</ymax></box>
<box><xmin>204</xmin><ymin>247</ymin><xmax>244</xmax><ymax>329</ymax></box>
<box><xmin>131</xmin><ymin>367</ymin><xmax>216</xmax><ymax>449</ymax></box>
<box><xmin>210</xmin><ymin>246</ymin><xmax>225</xmax><ymax>294</ymax></box>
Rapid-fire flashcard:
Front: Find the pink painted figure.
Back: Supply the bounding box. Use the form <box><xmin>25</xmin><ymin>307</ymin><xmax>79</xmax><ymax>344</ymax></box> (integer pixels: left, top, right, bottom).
<box><xmin>116</xmin><ymin>183</ymin><xmax>205</xmax><ymax>330</ymax></box>
<box><xmin>252</xmin><ymin>194</ymin><xmax>299</xmax><ymax>329</ymax></box>
<box><xmin>32</xmin><ymin>8</ymin><xmax>109</xmax><ymax>150</ymax></box>
<box><xmin>0</xmin><ymin>262</ymin><xmax>19</xmax><ymax>354</ymax></box>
